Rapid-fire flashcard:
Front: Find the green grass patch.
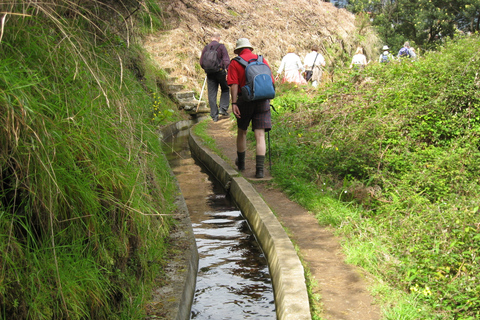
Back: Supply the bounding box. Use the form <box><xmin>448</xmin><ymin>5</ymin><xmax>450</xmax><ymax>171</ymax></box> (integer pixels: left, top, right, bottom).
<box><xmin>192</xmin><ymin>119</ymin><xmax>235</xmax><ymax>164</ymax></box>
<box><xmin>192</xmin><ymin>120</ymin><xmax>218</xmax><ymax>151</ymax></box>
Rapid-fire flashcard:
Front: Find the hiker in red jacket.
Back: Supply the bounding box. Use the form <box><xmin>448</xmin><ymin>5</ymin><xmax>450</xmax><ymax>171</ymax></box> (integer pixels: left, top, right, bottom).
<box><xmin>227</xmin><ymin>38</ymin><xmax>275</xmax><ymax>178</ymax></box>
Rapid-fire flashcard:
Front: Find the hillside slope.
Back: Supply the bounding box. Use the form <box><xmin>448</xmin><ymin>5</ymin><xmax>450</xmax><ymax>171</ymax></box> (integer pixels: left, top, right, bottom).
<box><xmin>144</xmin><ymin>0</ymin><xmax>378</xmax><ymax>92</ymax></box>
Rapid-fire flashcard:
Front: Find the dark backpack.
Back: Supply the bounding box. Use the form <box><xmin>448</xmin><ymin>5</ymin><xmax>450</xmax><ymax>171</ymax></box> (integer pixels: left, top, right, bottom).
<box><xmin>380</xmin><ymin>53</ymin><xmax>389</xmax><ymax>63</ymax></box>
<box><xmin>233</xmin><ymin>55</ymin><xmax>275</xmax><ymax>102</ymax></box>
<box><xmin>398</xmin><ymin>47</ymin><xmax>410</xmax><ymax>58</ymax></box>
<box><xmin>201</xmin><ymin>43</ymin><xmax>221</xmax><ymax>74</ymax></box>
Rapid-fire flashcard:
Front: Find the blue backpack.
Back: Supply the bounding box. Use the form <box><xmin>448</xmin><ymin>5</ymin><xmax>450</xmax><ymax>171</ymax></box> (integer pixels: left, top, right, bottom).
<box><xmin>233</xmin><ymin>55</ymin><xmax>275</xmax><ymax>102</ymax></box>
<box><xmin>380</xmin><ymin>53</ymin><xmax>389</xmax><ymax>63</ymax></box>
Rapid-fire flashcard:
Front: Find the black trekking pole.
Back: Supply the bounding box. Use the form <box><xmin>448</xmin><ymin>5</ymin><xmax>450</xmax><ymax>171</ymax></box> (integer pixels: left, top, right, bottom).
<box><xmin>268</xmin><ymin>131</ymin><xmax>271</xmax><ymax>171</ymax></box>
<box><xmin>268</xmin><ymin>104</ymin><xmax>277</xmax><ymax>172</ymax></box>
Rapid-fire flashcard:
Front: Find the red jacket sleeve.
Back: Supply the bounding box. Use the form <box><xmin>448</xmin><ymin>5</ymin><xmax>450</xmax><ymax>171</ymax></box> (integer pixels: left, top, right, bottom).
<box><xmin>227</xmin><ymin>59</ymin><xmax>243</xmax><ymax>86</ymax></box>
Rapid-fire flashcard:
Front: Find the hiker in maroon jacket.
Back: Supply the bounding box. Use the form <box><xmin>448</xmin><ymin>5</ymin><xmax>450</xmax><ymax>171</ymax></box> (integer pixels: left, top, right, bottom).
<box><xmin>227</xmin><ymin>38</ymin><xmax>275</xmax><ymax>178</ymax></box>
<box><xmin>200</xmin><ymin>32</ymin><xmax>230</xmax><ymax>122</ymax></box>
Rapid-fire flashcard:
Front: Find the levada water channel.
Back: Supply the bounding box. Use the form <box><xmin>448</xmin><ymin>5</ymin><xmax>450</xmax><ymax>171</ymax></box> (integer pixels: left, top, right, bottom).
<box><xmin>162</xmin><ymin>125</ymin><xmax>276</xmax><ymax>319</ymax></box>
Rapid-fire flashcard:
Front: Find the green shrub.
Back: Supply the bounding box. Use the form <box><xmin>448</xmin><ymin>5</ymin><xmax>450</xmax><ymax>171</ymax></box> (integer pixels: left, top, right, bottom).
<box><xmin>269</xmin><ymin>34</ymin><xmax>480</xmax><ymax>318</ymax></box>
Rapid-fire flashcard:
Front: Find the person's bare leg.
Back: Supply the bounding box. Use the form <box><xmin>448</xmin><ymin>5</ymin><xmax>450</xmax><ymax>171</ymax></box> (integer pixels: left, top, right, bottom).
<box><xmin>254</xmin><ymin>129</ymin><xmax>266</xmax><ymax>178</ymax></box>
<box><xmin>254</xmin><ymin>129</ymin><xmax>266</xmax><ymax>156</ymax></box>
<box><xmin>237</xmin><ymin>128</ymin><xmax>247</xmax><ymax>152</ymax></box>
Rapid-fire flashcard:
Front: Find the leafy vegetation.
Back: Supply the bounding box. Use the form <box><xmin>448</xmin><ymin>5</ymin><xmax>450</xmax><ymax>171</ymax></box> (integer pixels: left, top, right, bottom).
<box><xmin>345</xmin><ymin>0</ymin><xmax>480</xmax><ymax>51</ymax></box>
<box><xmin>0</xmin><ymin>1</ymin><xmax>181</xmax><ymax>318</ymax></box>
<box><xmin>270</xmin><ymin>34</ymin><xmax>480</xmax><ymax>319</ymax></box>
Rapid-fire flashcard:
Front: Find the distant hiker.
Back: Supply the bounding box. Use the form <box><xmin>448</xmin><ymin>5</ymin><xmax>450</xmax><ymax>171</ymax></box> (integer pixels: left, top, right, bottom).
<box><xmin>303</xmin><ymin>44</ymin><xmax>326</xmax><ymax>87</ymax></box>
<box><xmin>276</xmin><ymin>45</ymin><xmax>307</xmax><ymax>85</ymax></box>
<box><xmin>349</xmin><ymin>47</ymin><xmax>368</xmax><ymax>69</ymax></box>
<box><xmin>409</xmin><ymin>47</ymin><xmax>418</xmax><ymax>60</ymax></box>
<box><xmin>227</xmin><ymin>38</ymin><xmax>275</xmax><ymax>178</ymax></box>
<box><xmin>200</xmin><ymin>32</ymin><xmax>230</xmax><ymax>122</ymax></box>
<box><xmin>378</xmin><ymin>45</ymin><xmax>394</xmax><ymax>63</ymax></box>
<box><xmin>397</xmin><ymin>41</ymin><xmax>416</xmax><ymax>60</ymax></box>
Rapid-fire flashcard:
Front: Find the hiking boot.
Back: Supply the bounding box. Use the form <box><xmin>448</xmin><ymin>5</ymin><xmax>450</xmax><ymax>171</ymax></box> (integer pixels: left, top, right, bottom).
<box><xmin>219</xmin><ymin>110</ymin><xmax>229</xmax><ymax>116</ymax></box>
<box><xmin>255</xmin><ymin>155</ymin><xmax>265</xmax><ymax>178</ymax></box>
<box><xmin>235</xmin><ymin>151</ymin><xmax>245</xmax><ymax>171</ymax></box>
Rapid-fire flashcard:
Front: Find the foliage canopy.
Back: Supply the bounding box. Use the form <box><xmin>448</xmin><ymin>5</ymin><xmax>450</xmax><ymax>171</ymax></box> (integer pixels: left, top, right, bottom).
<box><xmin>346</xmin><ymin>0</ymin><xmax>480</xmax><ymax>51</ymax></box>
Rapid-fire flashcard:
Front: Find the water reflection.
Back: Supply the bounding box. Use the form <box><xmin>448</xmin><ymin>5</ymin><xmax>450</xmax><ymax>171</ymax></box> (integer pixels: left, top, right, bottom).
<box><xmin>162</xmin><ymin>131</ymin><xmax>275</xmax><ymax>320</ymax></box>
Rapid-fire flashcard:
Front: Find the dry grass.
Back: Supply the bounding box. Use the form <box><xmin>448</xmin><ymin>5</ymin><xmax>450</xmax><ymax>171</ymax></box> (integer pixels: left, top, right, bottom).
<box><xmin>143</xmin><ymin>0</ymin><xmax>379</xmax><ymax>94</ymax></box>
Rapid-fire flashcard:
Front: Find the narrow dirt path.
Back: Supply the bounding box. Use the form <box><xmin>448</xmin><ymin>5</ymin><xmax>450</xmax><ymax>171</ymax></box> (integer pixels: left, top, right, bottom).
<box><xmin>206</xmin><ymin>116</ymin><xmax>382</xmax><ymax>320</ymax></box>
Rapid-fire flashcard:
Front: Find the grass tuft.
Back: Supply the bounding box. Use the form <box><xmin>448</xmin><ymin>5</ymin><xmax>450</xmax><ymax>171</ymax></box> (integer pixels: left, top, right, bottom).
<box><xmin>0</xmin><ymin>1</ymin><xmax>179</xmax><ymax>318</ymax></box>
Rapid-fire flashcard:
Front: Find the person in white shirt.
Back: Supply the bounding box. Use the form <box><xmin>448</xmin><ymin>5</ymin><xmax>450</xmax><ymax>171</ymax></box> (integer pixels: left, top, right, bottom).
<box><xmin>276</xmin><ymin>45</ymin><xmax>307</xmax><ymax>85</ymax></box>
<box><xmin>408</xmin><ymin>46</ymin><xmax>418</xmax><ymax>60</ymax></box>
<box><xmin>303</xmin><ymin>44</ymin><xmax>326</xmax><ymax>87</ymax></box>
<box><xmin>349</xmin><ymin>47</ymin><xmax>368</xmax><ymax>69</ymax></box>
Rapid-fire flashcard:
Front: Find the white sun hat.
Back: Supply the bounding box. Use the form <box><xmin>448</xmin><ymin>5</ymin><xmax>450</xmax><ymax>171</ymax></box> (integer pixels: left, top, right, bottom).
<box><xmin>234</xmin><ymin>38</ymin><xmax>254</xmax><ymax>53</ymax></box>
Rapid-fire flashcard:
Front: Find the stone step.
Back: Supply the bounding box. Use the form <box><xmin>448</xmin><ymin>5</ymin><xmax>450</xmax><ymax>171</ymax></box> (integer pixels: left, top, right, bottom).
<box><xmin>175</xmin><ymin>91</ymin><xmax>195</xmax><ymax>101</ymax></box>
<box><xmin>168</xmin><ymin>83</ymin><xmax>184</xmax><ymax>93</ymax></box>
<box><xmin>164</xmin><ymin>72</ymin><xmax>208</xmax><ymax>115</ymax></box>
<box><xmin>195</xmin><ymin>105</ymin><xmax>210</xmax><ymax>114</ymax></box>
<box><xmin>179</xmin><ymin>99</ymin><xmax>207</xmax><ymax>113</ymax></box>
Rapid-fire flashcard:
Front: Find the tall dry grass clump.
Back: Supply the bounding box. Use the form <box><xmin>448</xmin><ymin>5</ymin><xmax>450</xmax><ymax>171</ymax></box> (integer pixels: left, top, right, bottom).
<box><xmin>143</xmin><ymin>0</ymin><xmax>380</xmax><ymax>93</ymax></box>
<box><xmin>0</xmin><ymin>1</ymin><xmax>177</xmax><ymax>318</ymax></box>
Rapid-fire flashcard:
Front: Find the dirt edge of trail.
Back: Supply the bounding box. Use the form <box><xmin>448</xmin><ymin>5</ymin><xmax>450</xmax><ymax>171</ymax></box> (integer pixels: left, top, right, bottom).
<box><xmin>206</xmin><ymin>116</ymin><xmax>382</xmax><ymax>320</ymax></box>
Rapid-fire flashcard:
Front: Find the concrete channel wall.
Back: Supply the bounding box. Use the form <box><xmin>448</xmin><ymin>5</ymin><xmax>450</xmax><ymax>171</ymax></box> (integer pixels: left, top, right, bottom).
<box><xmin>158</xmin><ymin>120</ymin><xmax>199</xmax><ymax>320</ymax></box>
<box><xmin>188</xmin><ymin>126</ymin><xmax>311</xmax><ymax>320</ymax></box>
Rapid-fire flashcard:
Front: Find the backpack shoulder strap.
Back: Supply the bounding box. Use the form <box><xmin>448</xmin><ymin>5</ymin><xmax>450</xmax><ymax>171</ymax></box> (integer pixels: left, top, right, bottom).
<box><xmin>311</xmin><ymin>53</ymin><xmax>319</xmax><ymax>69</ymax></box>
<box><xmin>234</xmin><ymin>55</ymin><xmax>262</xmax><ymax>68</ymax></box>
<box><xmin>210</xmin><ymin>43</ymin><xmax>221</xmax><ymax>50</ymax></box>
<box><xmin>233</xmin><ymin>56</ymin><xmax>248</xmax><ymax>68</ymax></box>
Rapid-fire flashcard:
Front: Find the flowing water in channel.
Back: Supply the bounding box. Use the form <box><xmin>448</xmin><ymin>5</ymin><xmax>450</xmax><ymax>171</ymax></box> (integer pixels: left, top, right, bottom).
<box><xmin>162</xmin><ymin>129</ymin><xmax>276</xmax><ymax>320</ymax></box>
